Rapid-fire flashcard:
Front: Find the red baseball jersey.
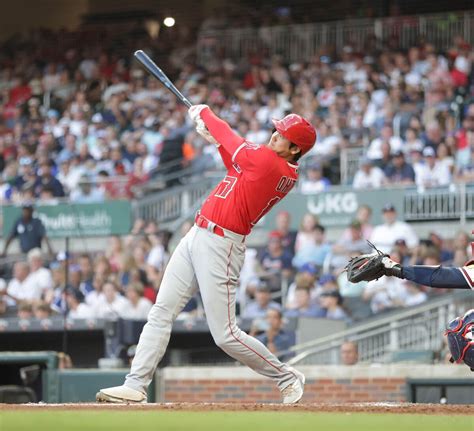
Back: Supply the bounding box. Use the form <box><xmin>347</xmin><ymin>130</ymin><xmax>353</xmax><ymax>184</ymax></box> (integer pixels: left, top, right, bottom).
<box><xmin>199</xmin><ymin>107</ymin><xmax>298</xmax><ymax>235</ymax></box>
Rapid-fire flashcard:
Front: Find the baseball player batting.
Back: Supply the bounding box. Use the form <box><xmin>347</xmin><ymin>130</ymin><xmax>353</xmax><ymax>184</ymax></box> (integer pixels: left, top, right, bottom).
<box><xmin>97</xmin><ymin>104</ymin><xmax>316</xmax><ymax>403</ymax></box>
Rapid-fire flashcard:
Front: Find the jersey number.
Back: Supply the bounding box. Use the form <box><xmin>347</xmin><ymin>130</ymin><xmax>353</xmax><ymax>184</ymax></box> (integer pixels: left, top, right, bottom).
<box><xmin>214</xmin><ymin>176</ymin><xmax>237</xmax><ymax>199</ymax></box>
<box><xmin>276</xmin><ymin>176</ymin><xmax>296</xmax><ymax>194</ymax></box>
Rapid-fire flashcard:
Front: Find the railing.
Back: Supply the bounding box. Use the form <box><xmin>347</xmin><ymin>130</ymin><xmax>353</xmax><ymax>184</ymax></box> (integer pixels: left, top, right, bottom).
<box><xmin>286</xmin><ymin>290</ymin><xmax>474</xmax><ymax>365</ymax></box>
<box><xmin>197</xmin><ymin>10</ymin><xmax>474</xmax><ymax>64</ymax></box>
<box><xmin>340</xmin><ymin>147</ymin><xmax>365</xmax><ymax>185</ymax></box>
<box><xmin>403</xmin><ymin>183</ymin><xmax>474</xmax><ymax>223</ymax></box>
<box><xmin>133</xmin><ymin>175</ymin><xmax>220</xmax><ymax>225</ymax></box>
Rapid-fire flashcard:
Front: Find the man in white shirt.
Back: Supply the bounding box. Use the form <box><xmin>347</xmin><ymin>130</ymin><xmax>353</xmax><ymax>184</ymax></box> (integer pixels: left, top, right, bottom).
<box><xmin>366</xmin><ymin>125</ymin><xmax>403</xmax><ymax>160</ymax></box>
<box><xmin>369</xmin><ymin>204</ymin><xmax>419</xmax><ymax>254</ymax></box>
<box><xmin>352</xmin><ymin>157</ymin><xmax>386</xmax><ymax>189</ymax></box>
<box><xmin>122</xmin><ymin>283</ymin><xmax>152</xmax><ymax>320</ymax></box>
<box><xmin>94</xmin><ymin>280</ymin><xmax>128</xmax><ymax>320</ymax></box>
<box><xmin>66</xmin><ymin>289</ymin><xmax>95</xmax><ymax>320</ymax></box>
<box><xmin>6</xmin><ymin>262</ymin><xmax>42</xmax><ymax>305</ymax></box>
<box><xmin>415</xmin><ymin>146</ymin><xmax>451</xmax><ymax>188</ymax></box>
<box><xmin>299</xmin><ymin>162</ymin><xmax>331</xmax><ymax>194</ymax></box>
<box><xmin>25</xmin><ymin>248</ymin><xmax>53</xmax><ymax>299</ymax></box>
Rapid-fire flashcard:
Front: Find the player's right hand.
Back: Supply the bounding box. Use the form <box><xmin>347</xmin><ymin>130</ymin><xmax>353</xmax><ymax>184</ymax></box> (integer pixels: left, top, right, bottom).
<box><xmin>188</xmin><ymin>104</ymin><xmax>209</xmax><ymax>122</ymax></box>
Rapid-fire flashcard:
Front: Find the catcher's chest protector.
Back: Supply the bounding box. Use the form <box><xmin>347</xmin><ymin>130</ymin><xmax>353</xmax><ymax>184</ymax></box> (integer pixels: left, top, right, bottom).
<box><xmin>445</xmin><ymin>309</ymin><xmax>474</xmax><ymax>371</ymax></box>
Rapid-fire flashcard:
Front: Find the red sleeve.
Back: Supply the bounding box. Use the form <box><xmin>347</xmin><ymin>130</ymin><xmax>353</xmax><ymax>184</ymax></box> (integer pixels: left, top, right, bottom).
<box><xmin>218</xmin><ymin>146</ymin><xmax>233</xmax><ymax>170</ymax></box>
<box><xmin>200</xmin><ymin>107</ymin><xmax>274</xmax><ymax>178</ymax></box>
<box><xmin>200</xmin><ymin>107</ymin><xmax>245</xmax><ymax>156</ymax></box>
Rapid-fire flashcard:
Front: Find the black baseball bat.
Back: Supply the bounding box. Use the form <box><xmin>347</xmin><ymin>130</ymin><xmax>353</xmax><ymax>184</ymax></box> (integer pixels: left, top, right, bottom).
<box><xmin>134</xmin><ymin>50</ymin><xmax>192</xmax><ymax>108</ymax></box>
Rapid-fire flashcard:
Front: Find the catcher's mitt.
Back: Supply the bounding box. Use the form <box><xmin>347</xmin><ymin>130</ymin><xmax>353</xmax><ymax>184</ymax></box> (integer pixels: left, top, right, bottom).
<box><xmin>344</xmin><ymin>241</ymin><xmax>403</xmax><ymax>283</ymax></box>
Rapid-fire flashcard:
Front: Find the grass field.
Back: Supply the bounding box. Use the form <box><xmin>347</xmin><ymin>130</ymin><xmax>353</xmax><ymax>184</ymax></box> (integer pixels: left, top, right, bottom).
<box><xmin>1</xmin><ymin>410</ymin><xmax>473</xmax><ymax>431</ymax></box>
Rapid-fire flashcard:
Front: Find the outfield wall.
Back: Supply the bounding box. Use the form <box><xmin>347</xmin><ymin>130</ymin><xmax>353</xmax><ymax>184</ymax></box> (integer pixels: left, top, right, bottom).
<box><xmin>155</xmin><ymin>365</ymin><xmax>474</xmax><ymax>404</ymax></box>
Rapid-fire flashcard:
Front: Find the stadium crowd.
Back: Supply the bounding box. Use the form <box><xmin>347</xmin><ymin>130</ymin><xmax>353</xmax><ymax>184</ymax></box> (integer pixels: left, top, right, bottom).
<box><xmin>0</xmin><ymin>27</ymin><xmax>473</xmax><ymax>207</ymax></box>
<box><xmin>0</xmin><ymin>23</ymin><xmax>473</xmax><ymax>358</ymax></box>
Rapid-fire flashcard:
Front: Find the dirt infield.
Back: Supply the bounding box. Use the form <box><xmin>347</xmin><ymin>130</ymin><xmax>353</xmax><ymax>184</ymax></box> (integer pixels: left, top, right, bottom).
<box><xmin>0</xmin><ymin>402</ymin><xmax>471</xmax><ymax>415</ymax></box>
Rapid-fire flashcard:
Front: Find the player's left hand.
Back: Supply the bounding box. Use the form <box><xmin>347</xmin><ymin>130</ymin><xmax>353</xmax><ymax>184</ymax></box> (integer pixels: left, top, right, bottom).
<box><xmin>195</xmin><ymin>118</ymin><xmax>219</xmax><ymax>147</ymax></box>
<box><xmin>188</xmin><ymin>104</ymin><xmax>209</xmax><ymax>122</ymax></box>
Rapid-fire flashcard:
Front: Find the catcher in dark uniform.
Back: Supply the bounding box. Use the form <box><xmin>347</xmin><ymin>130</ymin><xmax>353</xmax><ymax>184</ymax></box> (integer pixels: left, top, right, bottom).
<box><xmin>345</xmin><ymin>242</ymin><xmax>474</xmax><ymax>371</ymax></box>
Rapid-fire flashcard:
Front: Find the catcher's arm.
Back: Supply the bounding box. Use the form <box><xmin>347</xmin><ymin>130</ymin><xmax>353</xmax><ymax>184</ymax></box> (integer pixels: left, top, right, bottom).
<box><xmin>402</xmin><ymin>265</ymin><xmax>471</xmax><ymax>289</ymax></box>
<box><xmin>345</xmin><ymin>242</ymin><xmax>472</xmax><ymax>289</ymax></box>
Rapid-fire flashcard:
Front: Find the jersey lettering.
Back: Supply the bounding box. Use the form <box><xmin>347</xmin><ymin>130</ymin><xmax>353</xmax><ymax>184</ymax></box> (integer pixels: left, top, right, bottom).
<box><xmin>232</xmin><ymin>163</ymin><xmax>242</xmax><ymax>173</ymax></box>
<box><xmin>214</xmin><ymin>175</ymin><xmax>238</xmax><ymax>199</ymax></box>
<box><xmin>251</xmin><ymin>196</ymin><xmax>281</xmax><ymax>226</ymax></box>
<box><xmin>276</xmin><ymin>176</ymin><xmax>296</xmax><ymax>194</ymax></box>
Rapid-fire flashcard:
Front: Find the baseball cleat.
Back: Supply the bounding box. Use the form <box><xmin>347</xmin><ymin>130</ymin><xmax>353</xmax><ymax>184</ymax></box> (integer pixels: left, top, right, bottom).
<box><xmin>281</xmin><ymin>368</ymin><xmax>305</xmax><ymax>404</ymax></box>
<box><xmin>96</xmin><ymin>385</ymin><xmax>147</xmax><ymax>404</ymax></box>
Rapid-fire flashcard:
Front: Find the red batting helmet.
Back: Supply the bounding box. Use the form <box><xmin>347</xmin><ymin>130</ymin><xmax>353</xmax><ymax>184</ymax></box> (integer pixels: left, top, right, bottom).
<box><xmin>272</xmin><ymin>114</ymin><xmax>317</xmax><ymax>156</ymax></box>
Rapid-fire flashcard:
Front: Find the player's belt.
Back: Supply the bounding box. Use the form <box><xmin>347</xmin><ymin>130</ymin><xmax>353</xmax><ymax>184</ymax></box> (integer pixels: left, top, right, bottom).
<box><xmin>195</xmin><ymin>214</ymin><xmax>225</xmax><ymax>238</ymax></box>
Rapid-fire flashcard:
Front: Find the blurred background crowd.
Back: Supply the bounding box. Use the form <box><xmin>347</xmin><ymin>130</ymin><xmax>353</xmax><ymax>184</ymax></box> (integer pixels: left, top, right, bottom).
<box><xmin>0</xmin><ymin>1</ymin><xmax>473</xmax><ymax>361</ymax></box>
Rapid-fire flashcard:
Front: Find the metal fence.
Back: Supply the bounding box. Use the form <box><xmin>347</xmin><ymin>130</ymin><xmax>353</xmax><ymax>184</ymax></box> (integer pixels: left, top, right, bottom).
<box><xmin>197</xmin><ymin>10</ymin><xmax>474</xmax><ymax>64</ymax></box>
<box><xmin>286</xmin><ymin>290</ymin><xmax>474</xmax><ymax>365</ymax></box>
<box><xmin>403</xmin><ymin>183</ymin><xmax>474</xmax><ymax>224</ymax></box>
<box><xmin>133</xmin><ymin>175</ymin><xmax>220</xmax><ymax>225</ymax></box>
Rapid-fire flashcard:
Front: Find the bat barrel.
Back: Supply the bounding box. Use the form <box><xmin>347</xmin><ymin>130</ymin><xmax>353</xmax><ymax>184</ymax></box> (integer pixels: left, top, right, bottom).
<box><xmin>134</xmin><ymin>50</ymin><xmax>192</xmax><ymax>108</ymax></box>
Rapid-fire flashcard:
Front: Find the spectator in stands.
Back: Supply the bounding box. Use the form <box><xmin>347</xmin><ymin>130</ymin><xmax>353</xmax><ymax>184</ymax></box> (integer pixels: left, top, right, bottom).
<box><xmin>402</xmin><ymin>281</ymin><xmax>428</xmax><ymax>307</ymax></box>
<box><xmin>33</xmin><ymin>301</ymin><xmax>53</xmax><ymax>319</ymax></box>
<box><xmin>428</xmin><ymin>232</ymin><xmax>454</xmax><ymax>264</ymax></box>
<box><xmin>259</xmin><ymin>231</ymin><xmax>294</xmax><ymax>291</ymax></box>
<box><xmin>367</xmin><ymin>124</ymin><xmax>403</xmax><ymax>160</ymax></box>
<box><xmin>66</xmin><ymin>288</ymin><xmax>94</xmax><ymax>320</ymax></box>
<box><xmin>285</xmin><ymin>286</ymin><xmax>325</xmax><ymax>318</ymax></box>
<box><xmin>292</xmin><ymin>224</ymin><xmax>331</xmax><ymax>269</ymax></box>
<box><xmin>2</xmin><ymin>203</ymin><xmax>53</xmax><ymax>256</ymax></box>
<box><xmin>273</xmin><ymin>211</ymin><xmax>297</xmax><ymax>256</ymax></box>
<box><xmin>320</xmin><ymin>290</ymin><xmax>349</xmax><ymax>321</ymax></box>
<box><xmin>363</xmin><ymin>250</ymin><xmax>407</xmax><ymax>314</ymax></box>
<box><xmin>34</xmin><ymin>159</ymin><xmax>65</xmax><ymax>197</ymax></box>
<box><xmin>372</xmin><ymin>141</ymin><xmax>393</xmax><ymax>173</ymax></box>
<box><xmin>70</xmin><ymin>174</ymin><xmax>105</xmax><ymax>203</ymax></box>
<box><xmin>421</xmin><ymin>121</ymin><xmax>443</xmax><ymax>151</ymax></box>
<box><xmin>242</xmin><ymin>282</ymin><xmax>280</xmax><ymax>319</ymax></box>
<box><xmin>299</xmin><ymin>161</ymin><xmax>331</xmax><ymax>194</ymax></box>
<box><xmin>146</xmin><ymin>230</ymin><xmax>171</xmax><ymax>285</ymax></box>
<box><xmin>122</xmin><ymin>283</ymin><xmax>153</xmax><ymax>320</ymax></box>
<box><xmin>285</xmin><ymin>265</ymin><xmax>319</xmax><ymax>310</ymax></box>
<box><xmin>415</xmin><ymin>146</ymin><xmax>451</xmax><ymax>188</ymax></box>
<box><xmin>106</xmin><ymin>236</ymin><xmax>124</xmax><ymax>273</ymax></box>
<box><xmin>93</xmin><ymin>280</ymin><xmax>128</xmax><ymax>320</ymax></box>
<box><xmin>5</xmin><ymin>261</ymin><xmax>40</xmax><ymax>305</ymax></box>
<box><xmin>342</xmin><ymin>205</ymin><xmax>373</xmax><ymax>241</ymax></box>
<box><xmin>352</xmin><ymin>157</ymin><xmax>386</xmax><ymax>189</ymax></box>
<box><xmin>392</xmin><ymin>239</ymin><xmax>412</xmax><ymax>266</ymax></box>
<box><xmin>78</xmin><ymin>254</ymin><xmax>94</xmax><ymax>295</ymax></box>
<box><xmin>340</xmin><ymin>341</ymin><xmax>359</xmax><ymax>365</ymax></box>
<box><xmin>331</xmin><ymin>220</ymin><xmax>372</xmax><ymax>270</ymax></box>
<box><xmin>85</xmin><ymin>273</ymin><xmax>107</xmax><ymax>308</ymax></box>
<box><xmin>384</xmin><ymin>150</ymin><xmax>416</xmax><ymax>185</ymax></box>
<box><xmin>404</xmin><ymin>128</ymin><xmax>424</xmax><ymax>154</ymax></box>
<box><xmin>17</xmin><ymin>303</ymin><xmax>33</xmax><ymax>320</ymax></box>
<box><xmin>25</xmin><ymin>248</ymin><xmax>53</xmax><ymax>298</ymax></box>
<box><xmin>251</xmin><ymin>307</ymin><xmax>295</xmax><ymax>361</ymax></box>
<box><xmin>295</xmin><ymin>213</ymin><xmax>319</xmax><ymax>253</ymax></box>
<box><xmin>369</xmin><ymin>204</ymin><xmax>419</xmax><ymax>254</ymax></box>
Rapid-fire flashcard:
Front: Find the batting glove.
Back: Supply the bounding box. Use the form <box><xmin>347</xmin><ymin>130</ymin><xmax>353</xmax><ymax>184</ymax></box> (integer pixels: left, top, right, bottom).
<box><xmin>188</xmin><ymin>104</ymin><xmax>209</xmax><ymax>122</ymax></box>
<box><xmin>195</xmin><ymin>118</ymin><xmax>219</xmax><ymax>147</ymax></box>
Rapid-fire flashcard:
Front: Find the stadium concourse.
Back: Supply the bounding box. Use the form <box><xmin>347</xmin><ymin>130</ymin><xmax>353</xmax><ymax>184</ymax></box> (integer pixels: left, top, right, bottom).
<box><xmin>0</xmin><ymin>6</ymin><xmax>473</xmax><ymax>406</ymax></box>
